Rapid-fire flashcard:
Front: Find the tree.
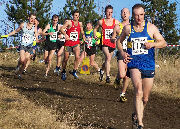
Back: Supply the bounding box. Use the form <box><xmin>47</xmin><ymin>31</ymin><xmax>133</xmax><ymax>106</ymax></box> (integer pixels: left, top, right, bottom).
<box><xmin>58</xmin><ymin>0</ymin><xmax>101</xmax><ymax>28</ymax></box>
<box><xmin>5</xmin><ymin>0</ymin><xmax>53</xmax><ymax>28</ymax></box>
<box><xmin>141</xmin><ymin>0</ymin><xmax>180</xmax><ymax>45</ymax></box>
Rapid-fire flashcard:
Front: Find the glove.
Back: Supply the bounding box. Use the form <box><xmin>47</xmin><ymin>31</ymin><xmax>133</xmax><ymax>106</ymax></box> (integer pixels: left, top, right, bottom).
<box><xmin>33</xmin><ymin>41</ymin><xmax>36</xmax><ymax>46</ymax></box>
<box><xmin>0</xmin><ymin>35</ymin><xmax>8</xmax><ymax>39</ymax></box>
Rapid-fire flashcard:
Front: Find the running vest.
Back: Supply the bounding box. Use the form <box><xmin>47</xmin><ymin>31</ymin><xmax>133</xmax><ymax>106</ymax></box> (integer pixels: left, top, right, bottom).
<box><xmin>127</xmin><ymin>21</ymin><xmax>155</xmax><ymax>70</ymax></box>
<box><xmin>119</xmin><ymin>22</ymin><xmax>127</xmax><ymax>50</ymax></box>
<box><xmin>102</xmin><ymin>18</ymin><xmax>116</xmax><ymax>48</ymax></box>
<box><xmin>21</xmin><ymin>22</ymin><xmax>35</xmax><ymax>46</ymax></box>
<box><xmin>85</xmin><ymin>29</ymin><xmax>101</xmax><ymax>49</ymax></box>
<box><xmin>118</xmin><ymin>22</ymin><xmax>123</xmax><ymax>36</ymax></box>
<box><xmin>65</xmin><ymin>20</ymin><xmax>80</xmax><ymax>46</ymax></box>
<box><xmin>47</xmin><ymin>24</ymin><xmax>59</xmax><ymax>43</ymax></box>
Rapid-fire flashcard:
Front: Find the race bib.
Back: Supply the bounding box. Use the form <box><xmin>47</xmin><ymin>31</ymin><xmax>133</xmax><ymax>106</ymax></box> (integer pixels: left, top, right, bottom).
<box><xmin>86</xmin><ymin>37</ymin><xmax>93</xmax><ymax>46</ymax></box>
<box><xmin>50</xmin><ymin>32</ymin><xmax>57</xmax><ymax>41</ymax></box>
<box><xmin>122</xmin><ymin>39</ymin><xmax>127</xmax><ymax>50</ymax></box>
<box><xmin>105</xmin><ymin>29</ymin><xmax>113</xmax><ymax>39</ymax></box>
<box><xmin>131</xmin><ymin>37</ymin><xmax>148</xmax><ymax>55</ymax></box>
<box><xmin>58</xmin><ymin>34</ymin><xmax>65</xmax><ymax>42</ymax></box>
<box><xmin>22</xmin><ymin>33</ymin><xmax>31</xmax><ymax>43</ymax></box>
<box><xmin>70</xmin><ymin>31</ymin><xmax>78</xmax><ymax>41</ymax></box>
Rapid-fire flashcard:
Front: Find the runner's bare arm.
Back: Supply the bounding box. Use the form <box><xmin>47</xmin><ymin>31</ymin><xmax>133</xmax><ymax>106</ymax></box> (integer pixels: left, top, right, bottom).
<box><xmin>145</xmin><ymin>23</ymin><xmax>167</xmax><ymax>49</ymax></box>
<box><xmin>60</xmin><ymin>20</ymin><xmax>71</xmax><ymax>40</ymax></box>
<box><xmin>80</xmin><ymin>22</ymin><xmax>85</xmax><ymax>42</ymax></box>
<box><xmin>42</xmin><ymin>24</ymin><xmax>52</xmax><ymax>36</ymax></box>
<box><xmin>117</xmin><ymin>25</ymin><xmax>131</xmax><ymax>63</ymax></box>
<box><xmin>111</xmin><ymin>24</ymin><xmax>120</xmax><ymax>42</ymax></box>
<box><xmin>93</xmin><ymin>20</ymin><xmax>102</xmax><ymax>39</ymax></box>
<box><xmin>8</xmin><ymin>23</ymin><xmax>24</xmax><ymax>36</ymax></box>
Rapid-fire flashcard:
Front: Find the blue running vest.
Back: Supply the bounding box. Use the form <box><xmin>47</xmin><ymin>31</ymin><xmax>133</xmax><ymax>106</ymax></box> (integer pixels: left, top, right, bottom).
<box><xmin>127</xmin><ymin>21</ymin><xmax>155</xmax><ymax>70</ymax></box>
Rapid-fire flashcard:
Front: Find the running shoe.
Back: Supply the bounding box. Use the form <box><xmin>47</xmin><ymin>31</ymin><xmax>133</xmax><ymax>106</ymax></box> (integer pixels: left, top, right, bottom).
<box><xmin>69</xmin><ymin>70</ymin><xmax>78</xmax><ymax>79</ymax></box>
<box><xmin>119</xmin><ymin>95</ymin><xmax>127</xmax><ymax>102</ymax></box>
<box><xmin>106</xmin><ymin>76</ymin><xmax>110</xmax><ymax>83</ymax></box>
<box><xmin>137</xmin><ymin>125</ymin><xmax>144</xmax><ymax>129</ymax></box>
<box><xmin>132</xmin><ymin>113</ymin><xmax>138</xmax><ymax>127</ymax></box>
<box><xmin>99</xmin><ymin>69</ymin><xmax>104</xmax><ymax>81</ymax></box>
<box><xmin>22</xmin><ymin>69</ymin><xmax>27</xmax><ymax>75</ymax></box>
<box><xmin>61</xmin><ymin>72</ymin><xmax>66</xmax><ymax>81</ymax></box>
<box><xmin>44</xmin><ymin>74</ymin><xmax>48</xmax><ymax>78</ymax></box>
<box><xmin>54</xmin><ymin>66</ymin><xmax>61</xmax><ymax>75</ymax></box>
<box><xmin>18</xmin><ymin>74</ymin><xmax>22</xmax><ymax>80</ymax></box>
<box><xmin>114</xmin><ymin>78</ymin><xmax>120</xmax><ymax>85</ymax></box>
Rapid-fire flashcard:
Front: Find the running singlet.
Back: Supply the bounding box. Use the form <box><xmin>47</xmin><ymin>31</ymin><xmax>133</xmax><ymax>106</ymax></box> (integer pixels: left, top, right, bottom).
<box><xmin>102</xmin><ymin>18</ymin><xmax>116</xmax><ymax>48</ymax></box>
<box><xmin>64</xmin><ymin>20</ymin><xmax>80</xmax><ymax>46</ymax></box>
<box><xmin>85</xmin><ymin>29</ymin><xmax>101</xmax><ymax>49</ymax></box>
<box><xmin>47</xmin><ymin>24</ymin><xmax>59</xmax><ymax>42</ymax></box>
<box><xmin>118</xmin><ymin>22</ymin><xmax>127</xmax><ymax>50</ymax></box>
<box><xmin>21</xmin><ymin>22</ymin><xmax>35</xmax><ymax>46</ymax></box>
<box><xmin>127</xmin><ymin>21</ymin><xmax>155</xmax><ymax>70</ymax></box>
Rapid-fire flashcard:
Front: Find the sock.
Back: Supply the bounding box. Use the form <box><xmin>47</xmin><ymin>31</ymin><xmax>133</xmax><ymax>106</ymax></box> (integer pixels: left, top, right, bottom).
<box><xmin>120</xmin><ymin>93</ymin><xmax>125</xmax><ymax>97</ymax></box>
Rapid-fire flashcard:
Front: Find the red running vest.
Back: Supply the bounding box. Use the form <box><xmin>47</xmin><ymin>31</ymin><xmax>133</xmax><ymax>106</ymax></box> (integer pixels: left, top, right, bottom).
<box><xmin>65</xmin><ymin>20</ymin><xmax>81</xmax><ymax>46</ymax></box>
<box><xmin>102</xmin><ymin>18</ymin><xmax>116</xmax><ymax>48</ymax></box>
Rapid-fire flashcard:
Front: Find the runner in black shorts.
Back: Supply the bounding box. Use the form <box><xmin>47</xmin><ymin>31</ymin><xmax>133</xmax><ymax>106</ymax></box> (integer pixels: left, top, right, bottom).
<box><xmin>78</xmin><ymin>21</ymin><xmax>101</xmax><ymax>74</ymax></box>
<box><xmin>42</xmin><ymin>14</ymin><xmax>61</xmax><ymax>77</ymax></box>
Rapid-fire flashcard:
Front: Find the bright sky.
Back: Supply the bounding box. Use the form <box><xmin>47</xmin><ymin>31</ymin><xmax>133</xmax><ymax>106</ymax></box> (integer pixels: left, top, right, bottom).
<box><xmin>0</xmin><ymin>0</ymin><xmax>179</xmax><ymax>44</ymax></box>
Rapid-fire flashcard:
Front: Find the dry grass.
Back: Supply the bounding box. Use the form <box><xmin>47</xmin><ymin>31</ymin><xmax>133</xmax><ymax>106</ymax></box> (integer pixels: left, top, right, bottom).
<box><xmin>0</xmin><ymin>82</ymin><xmax>78</xmax><ymax>129</ymax></box>
<box><xmin>0</xmin><ymin>51</ymin><xmax>179</xmax><ymax>128</ymax></box>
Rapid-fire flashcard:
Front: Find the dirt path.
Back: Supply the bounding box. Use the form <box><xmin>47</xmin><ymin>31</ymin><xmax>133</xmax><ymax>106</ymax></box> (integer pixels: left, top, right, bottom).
<box><xmin>0</xmin><ymin>62</ymin><xmax>179</xmax><ymax>129</ymax></box>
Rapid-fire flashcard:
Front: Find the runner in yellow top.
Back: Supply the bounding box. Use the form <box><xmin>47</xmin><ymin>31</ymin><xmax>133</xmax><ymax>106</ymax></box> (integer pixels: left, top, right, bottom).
<box><xmin>78</xmin><ymin>21</ymin><xmax>101</xmax><ymax>74</ymax></box>
<box><xmin>111</xmin><ymin>8</ymin><xmax>130</xmax><ymax>102</ymax></box>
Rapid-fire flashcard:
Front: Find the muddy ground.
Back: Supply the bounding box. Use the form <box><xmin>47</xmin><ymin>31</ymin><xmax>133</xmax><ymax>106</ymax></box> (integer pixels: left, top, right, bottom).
<box><xmin>0</xmin><ymin>55</ymin><xmax>179</xmax><ymax>129</ymax></box>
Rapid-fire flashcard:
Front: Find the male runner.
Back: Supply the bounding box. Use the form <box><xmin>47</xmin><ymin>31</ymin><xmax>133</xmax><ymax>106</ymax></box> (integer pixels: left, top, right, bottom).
<box><xmin>60</xmin><ymin>9</ymin><xmax>85</xmax><ymax>81</ymax></box>
<box><xmin>94</xmin><ymin>5</ymin><xmax>120</xmax><ymax>83</ymax></box>
<box><xmin>117</xmin><ymin>4</ymin><xmax>167</xmax><ymax>129</ymax></box>
<box><xmin>111</xmin><ymin>8</ymin><xmax>130</xmax><ymax>102</ymax></box>
<box><xmin>42</xmin><ymin>14</ymin><xmax>61</xmax><ymax>77</ymax></box>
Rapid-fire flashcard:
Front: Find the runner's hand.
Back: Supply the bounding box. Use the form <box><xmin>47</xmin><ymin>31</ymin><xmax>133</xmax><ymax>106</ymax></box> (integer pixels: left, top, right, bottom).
<box><xmin>65</xmin><ymin>34</ymin><xmax>70</xmax><ymax>40</ymax></box>
<box><xmin>122</xmin><ymin>52</ymin><xmax>132</xmax><ymax>63</ymax></box>
<box><xmin>48</xmin><ymin>32</ymin><xmax>54</xmax><ymax>36</ymax></box>
<box><xmin>144</xmin><ymin>42</ymin><xmax>154</xmax><ymax>49</ymax></box>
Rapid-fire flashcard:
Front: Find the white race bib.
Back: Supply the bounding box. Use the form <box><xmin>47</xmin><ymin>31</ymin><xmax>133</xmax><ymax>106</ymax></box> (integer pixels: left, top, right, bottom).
<box><xmin>86</xmin><ymin>37</ymin><xmax>93</xmax><ymax>46</ymax></box>
<box><xmin>50</xmin><ymin>32</ymin><xmax>57</xmax><ymax>41</ymax></box>
<box><xmin>22</xmin><ymin>33</ymin><xmax>31</xmax><ymax>43</ymax></box>
<box><xmin>105</xmin><ymin>29</ymin><xmax>113</xmax><ymax>39</ymax></box>
<box><xmin>58</xmin><ymin>34</ymin><xmax>65</xmax><ymax>42</ymax></box>
<box><xmin>131</xmin><ymin>37</ymin><xmax>148</xmax><ymax>55</ymax></box>
<box><xmin>70</xmin><ymin>31</ymin><xmax>78</xmax><ymax>41</ymax></box>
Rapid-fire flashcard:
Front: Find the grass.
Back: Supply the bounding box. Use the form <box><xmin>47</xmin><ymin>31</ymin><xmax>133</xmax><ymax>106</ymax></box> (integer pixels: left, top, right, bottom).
<box><xmin>0</xmin><ymin>51</ymin><xmax>179</xmax><ymax>128</ymax></box>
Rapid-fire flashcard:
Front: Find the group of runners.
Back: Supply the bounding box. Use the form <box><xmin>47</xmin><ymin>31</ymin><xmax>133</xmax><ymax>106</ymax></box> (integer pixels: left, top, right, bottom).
<box><xmin>0</xmin><ymin>3</ymin><xmax>167</xmax><ymax>129</ymax></box>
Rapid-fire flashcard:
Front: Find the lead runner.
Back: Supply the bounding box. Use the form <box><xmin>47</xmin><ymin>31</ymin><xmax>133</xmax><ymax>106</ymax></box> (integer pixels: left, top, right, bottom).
<box><xmin>117</xmin><ymin>4</ymin><xmax>167</xmax><ymax>129</ymax></box>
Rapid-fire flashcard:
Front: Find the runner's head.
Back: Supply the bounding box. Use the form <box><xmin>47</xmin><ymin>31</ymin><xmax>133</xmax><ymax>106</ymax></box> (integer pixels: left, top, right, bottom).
<box><xmin>52</xmin><ymin>14</ymin><xmax>59</xmax><ymax>25</ymax></box>
<box><xmin>121</xmin><ymin>8</ymin><xmax>130</xmax><ymax>21</ymax></box>
<box><xmin>132</xmin><ymin>4</ymin><xmax>145</xmax><ymax>25</ymax></box>
<box><xmin>28</xmin><ymin>13</ymin><xmax>36</xmax><ymax>24</ymax></box>
<box><xmin>105</xmin><ymin>5</ymin><xmax>113</xmax><ymax>19</ymax></box>
<box><xmin>86</xmin><ymin>21</ymin><xmax>93</xmax><ymax>31</ymax></box>
<box><xmin>72</xmin><ymin>9</ymin><xmax>79</xmax><ymax>21</ymax></box>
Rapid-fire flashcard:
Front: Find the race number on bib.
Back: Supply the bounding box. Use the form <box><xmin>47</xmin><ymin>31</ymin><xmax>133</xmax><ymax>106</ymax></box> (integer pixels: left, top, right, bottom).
<box><xmin>131</xmin><ymin>37</ymin><xmax>148</xmax><ymax>55</ymax></box>
<box><xmin>58</xmin><ymin>34</ymin><xmax>65</xmax><ymax>42</ymax></box>
<box><xmin>50</xmin><ymin>32</ymin><xmax>57</xmax><ymax>41</ymax></box>
<box><xmin>70</xmin><ymin>31</ymin><xmax>78</xmax><ymax>41</ymax></box>
<box><xmin>86</xmin><ymin>37</ymin><xmax>93</xmax><ymax>46</ymax></box>
<box><xmin>105</xmin><ymin>29</ymin><xmax>113</xmax><ymax>39</ymax></box>
<box><xmin>22</xmin><ymin>33</ymin><xmax>31</xmax><ymax>43</ymax></box>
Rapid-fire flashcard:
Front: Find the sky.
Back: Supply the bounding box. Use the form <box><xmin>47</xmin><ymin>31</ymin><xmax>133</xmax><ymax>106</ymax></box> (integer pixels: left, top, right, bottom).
<box><xmin>0</xmin><ymin>0</ymin><xmax>180</xmax><ymax>44</ymax></box>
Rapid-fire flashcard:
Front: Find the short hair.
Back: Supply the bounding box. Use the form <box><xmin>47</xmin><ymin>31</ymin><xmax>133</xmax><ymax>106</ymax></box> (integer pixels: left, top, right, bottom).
<box><xmin>72</xmin><ymin>9</ymin><xmax>79</xmax><ymax>16</ymax></box>
<box><xmin>105</xmin><ymin>5</ymin><xmax>113</xmax><ymax>13</ymax></box>
<box><xmin>29</xmin><ymin>13</ymin><xmax>36</xmax><ymax>17</ymax></box>
<box><xmin>86</xmin><ymin>21</ymin><xmax>93</xmax><ymax>26</ymax></box>
<box><xmin>132</xmin><ymin>4</ymin><xmax>145</xmax><ymax>15</ymax></box>
<box><xmin>52</xmin><ymin>14</ymin><xmax>59</xmax><ymax>20</ymax></box>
